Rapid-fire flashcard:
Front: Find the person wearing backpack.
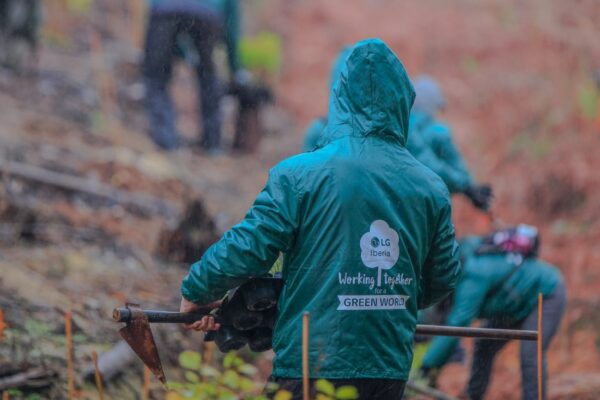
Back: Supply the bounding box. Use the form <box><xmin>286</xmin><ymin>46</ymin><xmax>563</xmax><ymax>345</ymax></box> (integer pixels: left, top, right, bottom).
<box><xmin>180</xmin><ymin>39</ymin><xmax>462</xmax><ymax>399</ymax></box>
<box><xmin>419</xmin><ymin>225</ymin><xmax>566</xmax><ymax>400</ymax></box>
<box><xmin>407</xmin><ymin>76</ymin><xmax>493</xmax><ymax>211</ymax></box>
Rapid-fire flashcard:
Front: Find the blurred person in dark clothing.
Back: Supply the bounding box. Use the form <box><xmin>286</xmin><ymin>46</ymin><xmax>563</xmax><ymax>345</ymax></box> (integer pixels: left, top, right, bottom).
<box><xmin>0</xmin><ymin>0</ymin><xmax>41</xmax><ymax>69</ymax></box>
<box><xmin>143</xmin><ymin>0</ymin><xmax>240</xmax><ymax>152</ymax></box>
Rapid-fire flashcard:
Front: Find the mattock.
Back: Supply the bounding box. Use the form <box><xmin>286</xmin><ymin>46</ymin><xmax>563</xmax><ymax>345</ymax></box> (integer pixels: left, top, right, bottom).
<box><xmin>112</xmin><ymin>304</ymin><xmax>538</xmax><ymax>384</ymax></box>
<box><xmin>113</xmin><ymin>302</ymin><xmax>219</xmax><ymax>384</ymax></box>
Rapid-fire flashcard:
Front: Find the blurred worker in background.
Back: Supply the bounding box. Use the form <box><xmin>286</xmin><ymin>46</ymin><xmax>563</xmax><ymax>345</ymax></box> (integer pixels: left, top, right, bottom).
<box><xmin>419</xmin><ymin>225</ymin><xmax>566</xmax><ymax>400</ymax></box>
<box><xmin>143</xmin><ymin>0</ymin><xmax>240</xmax><ymax>152</ymax></box>
<box><xmin>0</xmin><ymin>0</ymin><xmax>41</xmax><ymax>70</ymax></box>
<box><xmin>407</xmin><ymin>76</ymin><xmax>493</xmax><ymax>211</ymax></box>
<box><xmin>302</xmin><ymin>47</ymin><xmax>351</xmax><ymax>152</ymax></box>
<box><xmin>303</xmin><ymin>63</ymin><xmax>493</xmax><ymax>213</ymax></box>
<box><xmin>180</xmin><ymin>39</ymin><xmax>461</xmax><ymax>400</ymax></box>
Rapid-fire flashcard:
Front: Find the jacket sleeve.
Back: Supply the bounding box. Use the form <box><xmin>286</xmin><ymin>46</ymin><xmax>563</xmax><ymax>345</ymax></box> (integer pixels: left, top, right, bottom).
<box><xmin>181</xmin><ymin>169</ymin><xmax>298</xmax><ymax>304</ymax></box>
<box><xmin>418</xmin><ymin>197</ymin><xmax>462</xmax><ymax>310</ymax></box>
<box><xmin>421</xmin><ymin>270</ymin><xmax>488</xmax><ymax>368</ymax></box>
<box><xmin>224</xmin><ymin>0</ymin><xmax>240</xmax><ymax>73</ymax></box>
<box><xmin>430</xmin><ymin>126</ymin><xmax>473</xmax><ymax>193</ymax></box>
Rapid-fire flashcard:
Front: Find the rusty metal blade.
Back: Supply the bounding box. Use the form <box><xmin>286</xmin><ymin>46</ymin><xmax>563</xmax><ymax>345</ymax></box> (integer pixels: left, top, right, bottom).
<box><xmin>118</xmin><ymin>303</ymin><xmax>166</xmax><ymax>384</ymax></box>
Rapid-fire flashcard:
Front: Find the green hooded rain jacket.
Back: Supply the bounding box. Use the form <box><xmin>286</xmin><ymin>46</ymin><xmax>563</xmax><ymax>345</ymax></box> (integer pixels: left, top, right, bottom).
<box><xmin>182</xmin><ymin>39</ymin><xmax>461</xmax><ymax>380</ymax></box>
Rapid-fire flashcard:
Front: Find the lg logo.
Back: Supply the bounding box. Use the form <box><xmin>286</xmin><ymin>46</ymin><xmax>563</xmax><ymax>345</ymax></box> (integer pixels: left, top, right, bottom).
<box><xmin>371</xmin><ymin>237</ymin><xmax>391</xmax><ymax>248</ymax></box>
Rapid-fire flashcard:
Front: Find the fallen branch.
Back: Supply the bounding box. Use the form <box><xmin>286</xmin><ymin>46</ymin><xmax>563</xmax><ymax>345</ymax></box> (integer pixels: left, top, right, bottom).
<box><xmin>82</xmin><ymin>341</ymin><xmax>137</xmax><ymax>383</ymax></box>
<box><xmin>406</xmin><ymin>381</ymin><xmax>460</xmax><ymax>400</ymax></box>
<box><xmin>0</xmin><ymin>367</ymin><xmax>56</xmax><ymax>391</ymax></box>
<box><xmin>0</xmin><ymin>159</ymin><xmax>179</xmax><ymax>218</ymax></box>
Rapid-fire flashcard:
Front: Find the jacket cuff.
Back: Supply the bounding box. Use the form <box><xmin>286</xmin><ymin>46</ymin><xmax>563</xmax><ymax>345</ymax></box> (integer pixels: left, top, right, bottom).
<box><xmin>181</xmin><ymin>275</ymin><xmax>207</xmax><ymax>304</ymax></box>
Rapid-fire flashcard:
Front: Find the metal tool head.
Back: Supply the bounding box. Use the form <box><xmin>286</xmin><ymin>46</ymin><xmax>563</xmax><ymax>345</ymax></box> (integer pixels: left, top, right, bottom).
<box><xmin>117</xmin><ymin>303</ymin><xmax>166</xmax><ymax>384</ymax></box>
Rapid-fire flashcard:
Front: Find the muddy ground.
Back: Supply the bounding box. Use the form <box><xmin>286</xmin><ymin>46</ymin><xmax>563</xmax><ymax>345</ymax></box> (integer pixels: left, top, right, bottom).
<box><xmin>1</xmin><ymin>0</ymin><xmax>599</xmax><ymax>399</ymax></box>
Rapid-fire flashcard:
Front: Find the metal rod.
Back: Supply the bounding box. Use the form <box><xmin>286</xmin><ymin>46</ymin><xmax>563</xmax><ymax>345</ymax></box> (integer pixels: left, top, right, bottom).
<box><xmin>113</xmin><ymin>308</ymin><xmax>218</xmax><ymax>324</ymax></box>
<box><xmin>416</xmin><ymin>324</ymin><xmax>538</xmax><ymax>341</ymax></box>
<box><xmin>113</xmin><ymin>308</ymin><xmax>538</xmax><ymax>341</ymax></box>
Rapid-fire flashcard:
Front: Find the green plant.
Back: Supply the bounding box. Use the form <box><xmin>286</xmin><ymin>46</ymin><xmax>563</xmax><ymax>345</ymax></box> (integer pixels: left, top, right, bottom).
<box><xmin>239</xmin><ymin>33</ymin><xmax>283</xmax><ymax>75</ymax></box>
<box><xmin>270</xmin><ymin>254</ymin><xmax>283</xmax><ymax>275</ymax></box>
<box><xmin>314</xmin><ymin>379</ymin><xmax>359</xmax><ymax>400</ymax></box>
<box><xmin>167</xmin><ymin>350</ymin><xmax>289</xmax><ymax>400</ymax></box>
<box><xmin>577</xmin><ymin>81</ymin><xmax>599</xmax><ymax>120</ymax></box>
<box><xmin>167</xmin><ymin>350</ymin><xmax>359</xmax><ymax>400</ymax></box>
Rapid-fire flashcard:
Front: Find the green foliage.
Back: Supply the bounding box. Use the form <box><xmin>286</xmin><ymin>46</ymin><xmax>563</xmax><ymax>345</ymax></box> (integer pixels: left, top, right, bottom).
<box><xmin>409</xmin><ymin>342</ymin><xmax>429</xmax><ymax>371</ymax></box>
<box><xmin>273</xmin><ymin>391</ymin><xmax>293</xmax><ymax>400</ymax></box>
<box><xmin>508</xmin><ymin>133</ymin><xmax>552</xmax><ymax>161</ymax></box>
<box><xmin>66</xmin><ymin>0</ymin><xmax>93</xmax><ymax>13</ymax></box>
<box><xmin>169</xmin><ymin>350</ymin><xmax>359</xmax><ymax>400</ymax></box>
<box><xmin>24</xmin><ymin>319</ymin><xmax>50</xmax><ymax>337</ymax></box>
<box><xmin>315</xmin><ymin>379</ymin><xmax>335</xmax><ymax>396</ymax></box>
<box><xmin>577</xmin><ymin>82</ymin><xmax>599</xmax><ymax>120</ymax></box>
<box><xmin>179</xmin><ymin>350</ymin><xmax>202</xmax><ymax>370</ymax></box>
<box><xmin>2</xmin><ymin>389</ymin><xmax>43</xmax><ymax>400</ymax></box>
<box><xmin>168</xmin><ymin>350</ymin><xmax>290</xmax><ymax>400</ymax></box>
<box><xmin>270</xmin><ymin>254</ymin><xmax>283</xmax><ymax>274</ymax></box>
<box><xmin>239</xmin><ymin>32</ymin><xmax>283</xmax><ymax>74</ymax></box>
<box><xmin>314</xmin><ymin>379</ymin><xmax>359</xmax><ymax>400</ymax></box>
<box><xmin>335</xmin><ymin>386</ymin><xmax>359</xmax><ymax>400</ymax></box>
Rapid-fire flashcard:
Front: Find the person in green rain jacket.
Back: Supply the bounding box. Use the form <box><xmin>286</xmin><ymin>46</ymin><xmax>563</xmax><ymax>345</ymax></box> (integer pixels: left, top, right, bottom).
<box><xmin>180</xmin><ymin>38</ymin><xmax>461</xmax><ymax>399</ymax></box>
<box><xmin>420</xmin><ymin>233</ymin><xmax>566</xmax><ymax>400</ymax></box>
<box><xmin>302</xmin><ymin>47</ymin><xmax>352</xmax><ymax>152</ymax></box>
<box><xmin>144</xmin><ymin>0</ymin><xmax>240</xmax><ymax>151</ymax></box>
<box><xmin>407</xmin><ymin>76</ymin><xmax>493</xmax><ymax>210</ymax></box>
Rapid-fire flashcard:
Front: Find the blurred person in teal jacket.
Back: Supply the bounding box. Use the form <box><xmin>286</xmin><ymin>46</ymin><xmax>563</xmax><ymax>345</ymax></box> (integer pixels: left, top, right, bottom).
<box><xmin>143</xmin><ymin>0</ymin><xmax>240</xmax><ymax>151</ymax></box>
<box><xmin>304</xmin><ymin>67</ymin><xmax>493</xmax><ymax>212</ymax></box>
<box><xmin>179</xmin><ymin>39</ymin><xmax>462</xmax><ymax>400</ymax></box>
<box><xmin>407</xmin><ymin>76</ymin><xmax>493</xmax><ymax>211</ymax></box>
<box><xmin>419</xmin><ymin>227</ymin><xmax>566</xmax><ymax>400</ymax></box>
<box><xmin>302</xmin><ymin>47</ymin><xmax>351</xmax><ymax>152</ymax></box>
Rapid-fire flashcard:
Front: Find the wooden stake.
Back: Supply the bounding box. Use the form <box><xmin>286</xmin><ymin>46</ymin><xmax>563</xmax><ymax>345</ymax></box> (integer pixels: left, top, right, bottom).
<box><xmin>88</xmin><ymin>30</ymin><xmax>114</xmax><ymax>120</ymax></box>
<box><xmin>142</xmin><ymin>365</ymin><xmax>151</xmax><ymax>400</ymax></box>
<box><xmin>65</xmin><ymin>311</ymin><xmax>76</xmax><ymax>400</ymax></box>
<box><xmin>128</xmin><ymin>0</ymin><xmax>148</xmax><ymax>49</ymax></box>
<box><xmin>3</xmin><ymin>391</ymin><xmax>9</xmax><ymax>400</ymax></box>
<box><xmin>537</xmin><ymin>293</ymin><xmax>543</xmax><ymax>400</ymax></box>
<box><xmin>0</xmin><ymin>309</ymin><xmax>6</xmax><ymax>341</ymax></box>
<box><xmin>302</xmin><ymin>312</ymin><xmax>310</xmax><ymax>400</ymax></box>
<box><xmin>92</xmin><ymin>351</ymin><xmax>105</xmax><ymax>400</ymax></box>
<box><xmin>203</xmin><ymin>341</ymin><xmax>215</xmax><ymax>366</ymax></box>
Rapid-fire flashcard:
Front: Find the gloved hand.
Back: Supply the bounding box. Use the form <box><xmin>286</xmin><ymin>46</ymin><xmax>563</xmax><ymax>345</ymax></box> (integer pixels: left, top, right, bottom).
<box><xmin>464</xmin><ymin>184</ymin><xmax>493</xmax><ymax>211</ymax></box>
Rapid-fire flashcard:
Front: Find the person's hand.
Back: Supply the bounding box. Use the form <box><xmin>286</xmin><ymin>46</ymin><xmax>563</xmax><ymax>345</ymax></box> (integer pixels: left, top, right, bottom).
<box><xmin>464</xmin><ymin>184</ymin><xmax>493</xmax><ymax>211</ymax></box>
<box><xmin>180</xmin><ymin>297</ymin><xmax>222</xmax><ymax>332</ymax></box>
